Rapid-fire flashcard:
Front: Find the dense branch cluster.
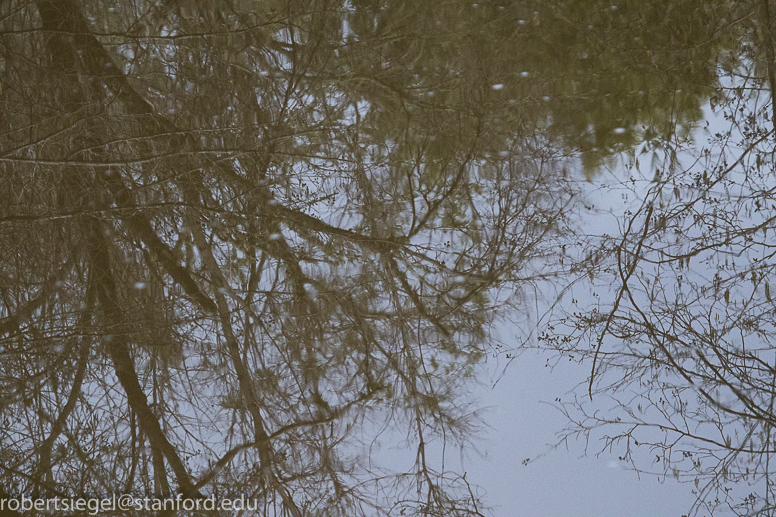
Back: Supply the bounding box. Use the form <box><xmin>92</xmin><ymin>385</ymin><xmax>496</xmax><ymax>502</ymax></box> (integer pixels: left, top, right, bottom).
<box><xmin>0</xmin><ymin>1</ymin><xmax>572</xmax><ymax>515</ymax></box>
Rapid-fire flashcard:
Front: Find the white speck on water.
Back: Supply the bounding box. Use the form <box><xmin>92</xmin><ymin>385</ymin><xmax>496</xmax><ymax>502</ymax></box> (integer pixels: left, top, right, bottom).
<box><xmin>543</xmin><ymin>96</ymin><xmax>551</xmax><ymax>101</ymax></box>
<box><xmin>492</xmin><ymin>84</ymin><xmax>504</xmax><ymax>90</ymax></box>
<box><xmin>614</xmin><ymin>127</ymin><xmax>627</xmax><ymax>134</ymax></box>
<box><xmin>610</xmin><ymin>5</ymin><xmax>617</xmax><ymax>10</ymax></box>
<box><xmin>588</xmin><ymin>24</ymin><xmax>594</xmax><ymax>29</ymax></box>
<box><xmin>429</xmin><ymin>135</ymin><xmax>436</xmax><ymax>141</ymax></box>
<box><xmin>472</xmin><ymin>3</ymin><xmax>478</xmax><ymax>7</ymax></box>
<box><xmin>427</xmin><ymin>91</ymin><xmax>435</xmax><ymax>96</ymax></box>
<box><xmin>509</xmin><ymin>99</ymin><xmax>516</xmax><ymax>104</ymax></box>
<box><xmin>134</xmin><ymin>282</ymin><xmax>147</xmax><ymax>289</ymax></box>
<box><xmin>269</xmin><ymin>233</ymin><xmax>282</xmax><ymax>240</ymax></box>
<box><xmin>499</xmin><ymin>150</ymin><xmax>509</xmax><ymax>157</ymax></box>
<box><xmin>518</xmin><ymin>19</ymin><xmax>525</xmax><ymax>25</ymax></box>
<box><xmin>521</xmin><ymin>71</ymin><xmax>529</xmax><ymax>78</ymax></box>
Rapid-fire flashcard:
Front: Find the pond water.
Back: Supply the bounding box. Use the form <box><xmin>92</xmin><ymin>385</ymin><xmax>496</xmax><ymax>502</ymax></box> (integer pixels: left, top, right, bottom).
<box><xmin>0</xmin><ymin>1</ymin><xmax>773</xmax><ymax>516</ymax></box>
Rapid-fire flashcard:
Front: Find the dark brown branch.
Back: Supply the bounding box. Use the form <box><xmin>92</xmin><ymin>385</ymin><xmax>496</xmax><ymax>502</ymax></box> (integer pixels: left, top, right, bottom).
<box><xmin>35</xmin><ymin>274</ymin><xmax>95</xmax><ymax>493</ymax></box>
<box><xmin>86</xmin><ymin>217</ymin><xmax>202</xmax><ymax>500</ymax></box>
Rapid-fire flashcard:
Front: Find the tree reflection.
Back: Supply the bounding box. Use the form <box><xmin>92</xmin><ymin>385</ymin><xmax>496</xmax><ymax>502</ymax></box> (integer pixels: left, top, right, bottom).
<box><xmin>544</xmin><ymin>1</ymin><xmax>776</xmax><ymax>515</ymax></box>
<box><xmin>0</xmin><ymin>0</ymin><xmax>742</xmax><ymax>515</ymax></box>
